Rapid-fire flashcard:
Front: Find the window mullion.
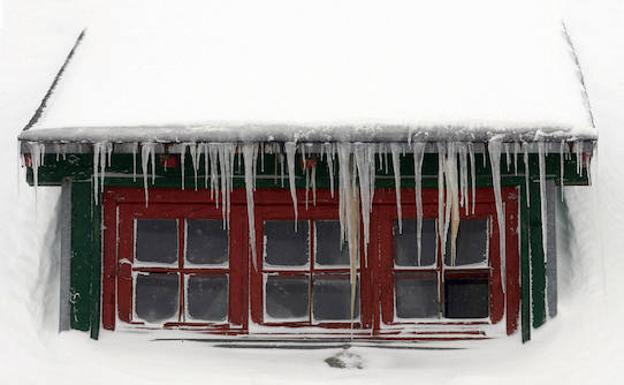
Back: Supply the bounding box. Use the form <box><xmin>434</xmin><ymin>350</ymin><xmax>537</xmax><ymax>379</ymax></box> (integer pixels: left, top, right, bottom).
<box><xmin>178</xmin><ymin>217</ymin><xmax>186</xmax><ymax>323</ymax></box>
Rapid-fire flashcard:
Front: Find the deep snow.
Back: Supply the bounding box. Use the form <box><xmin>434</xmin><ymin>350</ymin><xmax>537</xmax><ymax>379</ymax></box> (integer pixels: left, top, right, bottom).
<box><xmin>1</xmin><ymin>1</ymin><xmax>623</xmax><ymax>384</ymax></box>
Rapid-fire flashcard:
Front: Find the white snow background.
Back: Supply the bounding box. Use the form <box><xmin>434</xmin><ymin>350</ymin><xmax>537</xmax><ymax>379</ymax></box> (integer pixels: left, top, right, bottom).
<box><xmin>1</xmin><ymin>0</ymin><xmax>623</xmax><ymax>384</ymax></box>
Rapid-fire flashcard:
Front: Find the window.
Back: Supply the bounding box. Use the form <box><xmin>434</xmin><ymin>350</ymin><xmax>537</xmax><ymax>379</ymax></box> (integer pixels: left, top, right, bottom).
<box><xmin>250</xmin><ymin>197</ymin><xmax>369</xmax><ymax>328</ymax></box>
<box><xmin>103</xmin><ymin>187</ymin><xmax>518</xmax><ymax>338</ymax></box>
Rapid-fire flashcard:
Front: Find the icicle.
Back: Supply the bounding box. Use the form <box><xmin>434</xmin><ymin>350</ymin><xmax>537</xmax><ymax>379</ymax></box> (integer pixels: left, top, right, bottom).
<box><xmin>514</xmin><ymin>142</ymin><xmax>520</xmax><ymax>176</ymax></box>
<box><xmin>27</xmin><ymin>142</ymin><xmax>44</xmax><ymax>205</ymax></box>
<box><xmin>180</xmin><ymin>143</ymin><xmax>187</xmax><ymax>190</ymax></box>
<box><xmin>202</xmin><ymin>144</ymin><xmax>209</xmax><ymax>190</ymax></box>
<box><xmin>189</xmin><ymin>143</ymin><xmax>199</xmax><ymax>190</ymax></box>
<box><xmin>458</xmin><ymin>144</ymin><xmax>469</xmax><ymax>215</ymax></box>
<box><xmin>576</xmin><ymin>141</ymin><xmax>584</xmax><ymax>176</ymax></box>
<box><xmin>280</xmin><ymin>152</ymin><xmax>285</xmax><ymax>188</ymax></box>
<box><xmin>311</xmin><ymin>165</ymin><xmax>317</xmax><ymax>207</ymax></box>
<box><xmin>326</xmin><ymin>143</ymin><xmax>335</xmax><ymax>198</ymax></box>
<box><xmin>141</xmin><ymin>143</ymin><xmax>156</xmax><ymax>206</ymax></box>
<box><xmin>560</xmin><ymin>140</ymin><xmax>565</xmax><ymax>201</ymax></box>
<box><xmin>504</xmin><ymin>143</ymin><xmax>511</xmax><ymax>172</ymax></box>
<box><xmin>260</xmin><ymin>142</ymin><xmax>265</xmax><ymax>173</ymax></box>
<box><xmin>468</xmin><ymin>142</ymin><xmax>476</xmax><ymax>215</ymax></box>
<box><xmin>523</xmin><ymin>142</ymin><xmax>530</xmax><ymax>207</ymax></box>
<box><xmin>242</xmin><ymin>143</ymin><xmax>259</xmax><ymax>270</ymax></box>
<box><xmin>538</xmin><ymin>142</ymin><xmax>548</xmax><ymax>264</ymax></box>
<box><xmin>131</xmin><ymin>143</ymin><xmax>138</xmax><ymax>182</ymax></box>
<box><xmin>354</xmin><ymin>143</ymin><xmax>375</xmax><ymax>265</ymax></box>
<box><xmin>93</xmin><ymin>143</ymin><xmax>101</xmax><ymax>204</ymax></box>
<box><xmin>217</xmin><ymin>144</ymin><xmax>236</xmax><ymax>229</ymax></box>
<box><xmin>444</xmin><ymin>143</ymin><xmax>460</xmax><ymax>266</ymax></box>
<box><xmin>92</xmin><ymin>142</ymin><xmax>111</xmax><ymax>204</ymax></box>
<box><xmin>208</xmin><ymin>144</ymin><xmax>220</xmax><ymax>203</ymax></box>
<box><xmin>305</xmin><ymin>166</ymin><xmax>310</xmax><ymax>210</ymax></box>
<box><xmin>390</xmin><ymin>143</ymin><xmax>403</xmax><ymax>233</ymax></box>
<box><xmin>285</xmin><ymin>142</ymin><xmax>298</xmax><ymax>227</ymax></box>
<box><xmin>436</xmin><ymin>143</ymin><xmax>446</xmax><ymax>257</ymax></box>
<box><xmin>336</xmin><ymin>143</ymin><xmax>360</xmax><ymax>324</ymax></box>
<box><xmin>412</xmin><ymin>142</ymin><xmax>426</xmax><ymax>265</ymax></box>
<box><xmin>488</xmin><ymin>138</ymin><xmax>506</xmax><ymax>288</ymax></box>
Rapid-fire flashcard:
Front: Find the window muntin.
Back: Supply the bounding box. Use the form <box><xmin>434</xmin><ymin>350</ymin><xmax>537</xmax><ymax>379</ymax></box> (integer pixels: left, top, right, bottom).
<box><xmin>261</xmin><ymin>218</ymin><xmax>360</xmax><ymax>324</ymax></box>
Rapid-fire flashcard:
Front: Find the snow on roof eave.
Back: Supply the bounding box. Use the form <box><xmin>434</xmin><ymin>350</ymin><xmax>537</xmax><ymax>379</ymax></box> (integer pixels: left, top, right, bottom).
<box><xmin>18</xmin><ymin>122</ymin><xmax>598</xmax><ymax>146</ymax></box>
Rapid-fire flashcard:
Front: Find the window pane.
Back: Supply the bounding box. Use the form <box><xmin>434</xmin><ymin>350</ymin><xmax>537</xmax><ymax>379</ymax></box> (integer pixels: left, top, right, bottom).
<box><xmin>315</xmin><ymin>221</ymin><xmax>349</xmax><ymax>266</ymax></box>
<box><xmin>186</xmin><ymin>274</ymin><xmax>228</xmax><ymax>321</ymax></box>
<box><xmin>313</xmin><ymin>274</ymin><xmax>359</xmax><ymax>321</ymax></box>
<box><xmin>445</xmin><ymin>219</ymin><xmax>488</xmax><ymax>266</ymax></box>
<box><xmin>265</xmin><ymin>275</ymin><xmax>309</xmax><ymax>320</ymax></box>
<box><xmin>136</xmin><ymin>219</ymin><xmax>178</xmax><ymax>265</ymax></box>
<box><xmin>395</xmin><ymin>273</ymin><xmax>439</xmax><ymax>318</ymax></box>
<box><xmin>135</xmin><ymin>273</ymin><xmax>179</xmax><ymax>323</ymax></box>
<box><xmin>186</xmin><ymin>219</ymin><xmax>228</xmax><ymax>265</ymax></box>
<box><xmin>264</xmin><ymin>221</ymin><xmax>309</xmax><ymax>267</ymax></box>
<box><xmin>394</xmin><ymin>219</ymin><xmax>437</xmax><ymax>267</ymax></box>
<box><xmin>444</xmin><ymin>278</ymin><xmax>489</xmax><ymax>318</ymax></box>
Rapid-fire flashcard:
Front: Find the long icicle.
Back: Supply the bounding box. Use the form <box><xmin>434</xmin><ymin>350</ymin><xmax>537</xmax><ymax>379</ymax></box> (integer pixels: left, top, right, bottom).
<box><xmin>285</xmin><ymin>142</ymin><xmax>298</xmax><ymax>229</ymax></box>
<box><xmin>437</xmin><ymin>143</ymin><xmax>447</xmax><ymax>257</ymax></box>
<box><xmin>390</xmin><ymin>143</ymin><xmax>403</xmax><ymax>233</ymax></box>
<box><xmin>412</xmin><ymin>142</ymin><xmax>426</xmax><ymax>265</ymax></box>
<box><xmin>538</xmin><ymin>141</ymin><xmax>548</xmax><ymax>264</ymax></box>
<box><xmin>445</xmin><ymin>143</ymin><xmax>460</xmax><ymax>266</ymax></box>
<box><xmin>468</xmin><ymin>142</ymin><xmax>476</xmax><ymax>214</ymax></box>
<box><xmin>523</xmin><ymin>142</ymin><xmax>530</xmax><ymax>208</ymax></box>
<box><xmin>488</xmin><ymin>137</ymin><xmax>506</xmax><ymax>289</ymax></box>
<box><xmin>242</xmin><ymin>143</ymin><xmax>259</xmax><ymax>270</ymax></box>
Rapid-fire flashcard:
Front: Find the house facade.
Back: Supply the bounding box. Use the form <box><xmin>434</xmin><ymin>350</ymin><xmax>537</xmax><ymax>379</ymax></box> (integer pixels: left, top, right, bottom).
<box><xmin>17</xmin><ymin>1</ymin><xmax>597</xmax><ymax>344</ymax></box>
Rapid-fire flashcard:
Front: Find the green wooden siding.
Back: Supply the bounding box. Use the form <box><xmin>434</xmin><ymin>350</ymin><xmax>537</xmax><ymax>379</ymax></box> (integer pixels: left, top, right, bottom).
<box><xmin>26</xmin><ymin>149</ymin><xmax>589</xmax><ymax>341</ymax></box>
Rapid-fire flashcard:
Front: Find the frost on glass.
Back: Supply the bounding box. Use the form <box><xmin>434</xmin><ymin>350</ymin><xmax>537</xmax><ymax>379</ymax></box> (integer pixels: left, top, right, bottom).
<box><xmin>186</xmin><ymin>274</ymin><xmax>228</xmax><ymax>321</ymax></box>
<box><xmin>444</xmin><ymin>278</ymin><xmax>489</xmax><ymax>318</ymax></box>
<box><xmin>394</xmin><ymin>219</ymin><xmax>436</xmax><ymax>267</ymax></box>
<box><xmin>186</xmin><ymin>219</ymin><xmax>228</xmax><ymax>265</ymax></box>
<box><xmin>444</xmin><ymin>218</ymin><xmax>488</xmax><ymax>266</ymax></box>
<box><xmin>265</xmin><ymin>275</ymin><xmax>309</xmax><ymax>320</ymax></box>
<box><xmin>135</xmin><ymin>272</ymin><xmax>179</xmax><ymax>323</ymax></box>
<box><xmin>313</xmin><ymin>275</ymin><xmax>359</xmax><ymax>321</ymax></box>
<box><xmin>395</xmin><ymin>273</ymin><xmax>439</xmax><ymax>319</ymax></box>
<box><xmin>315</xmin><ymin>221</ymin><xmax>349</xmax><ymax>266</ymax></box>
<box><xmin>135</xmin><ymin>219</ymin><xmax>178</xmax><ymax>265</ymax></box>
<box><xmin>264</xmin><ymin>220</ymin><xmax>309</xmax><ymax>267</ymax></box>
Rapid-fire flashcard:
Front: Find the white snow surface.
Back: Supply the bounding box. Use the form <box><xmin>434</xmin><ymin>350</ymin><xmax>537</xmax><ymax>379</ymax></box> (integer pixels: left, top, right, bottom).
<box><xmin>18</xmin><ymin>0</ymin><xmax>597</xmax><ymax>143</ymax></box>
<box><xmin>1</xmin><ymin>0</ymin><xmax>622</xmax><ymax>384</ymax></box>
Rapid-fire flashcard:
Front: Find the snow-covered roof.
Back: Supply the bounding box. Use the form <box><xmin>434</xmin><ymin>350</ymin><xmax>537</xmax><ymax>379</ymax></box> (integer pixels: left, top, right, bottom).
<box><xmin>19</xmin><ymin>0</ymin><xmax>598</xmax><ymax>144</ymax></box>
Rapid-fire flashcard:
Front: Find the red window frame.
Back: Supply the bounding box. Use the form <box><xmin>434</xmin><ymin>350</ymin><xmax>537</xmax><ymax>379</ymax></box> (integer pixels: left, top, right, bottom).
<box><xmin>249</xmin><ymin>189</ymin><xmax>374</xmax><ymax>331</ymax></box>
<box><xmin>103</xmin><ymin>186</ymin><xmax>519</xmax><ymax>338</ymax></box>
<box><xmin>102</xmin><ymin>188</ymin><xmax>249</xmax><ymax>333</ymax></box>
<box><xmin>371</xmin><ymin>187</ymin><xmax>519</xmax><ymax>336</ymax></box>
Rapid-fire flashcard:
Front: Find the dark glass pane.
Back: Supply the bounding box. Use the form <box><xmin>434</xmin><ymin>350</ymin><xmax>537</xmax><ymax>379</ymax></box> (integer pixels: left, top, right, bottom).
<box><xmin>135</xmin><ymin>273</ymin><xmax>179</xmax><ymax>323</ymax></box>
<box><xmin>136</xmin><ymin>219</ymin><xmax>178</xmax><ymax>265</ymax></box>
<box><xmin>395</xmin><ymin>273</ymin><xmax>439</xmax><ymax>318</ymax></box>
<box><xmin>186</xmin><ymin>219</ymin><xmax>228</xmax><ymax>265</ymax></box>
<box><xmin>394</xmin><ymin>219</ymin><xmax>437</xmax><ymax>266</ymax></box>
<box><xmin>264</xmin><ymin>221</ymin><xmax>309</xmax><ymax>267</ymax></box>
<box><xmin>444</xmin><ymin>278</ymin><xmax>489</xmax><ymax>318</ymax></box>
<box><xmin>445</xmin><ymin>219</ymin><xmax>488</xmax><ymax>266</ymax></box>
<box><xmin>186</xmin><ymin>274</ymin><xmax>228</xmax><ymax>321</ymax></box>
<box><xmin>265</xmin><ymin>275</ymin><xmax>309</xmax><ymax>320</ymax></box>
<box><xmin>316</xmin><ymin>221</ymin><xmax>349</xmax><ymax>266</ymax></box>
<box><xmin>313</xmin><ymin>274</ymin><xmax>359</xmax><ymax>321</ymax></box>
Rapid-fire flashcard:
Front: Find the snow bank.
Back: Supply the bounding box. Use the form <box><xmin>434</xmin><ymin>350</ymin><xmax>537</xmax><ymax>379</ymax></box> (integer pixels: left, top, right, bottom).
<box><xmin>20</xmin><ymin>0</ymin><xmax>596</xmax><ymax>143</ymax></box>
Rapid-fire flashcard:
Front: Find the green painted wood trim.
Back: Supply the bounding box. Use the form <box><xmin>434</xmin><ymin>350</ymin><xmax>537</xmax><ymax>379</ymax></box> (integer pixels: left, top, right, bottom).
<box><xmin>528</xmin><ymin>160</ymin><xmax>547</xmax><ymax>329</ymax></box>
<box><xmin>27</xmin><ymin>152</ymin><xmax>589</xmax><ymax>187</ymax></box>
<box><xmin>69</xmin><ymin>181</ymin><xmax>101</xmax><ymax>339</ymax></box>
<box><xmin>520</xmin><ymin>182</ymin><xmax>531</xmax><ymax>343</ymax></box>
<box><xmin>70</xmin><ymin>182</ymin><xmax>93</xmax><ymax>332</ymax></box>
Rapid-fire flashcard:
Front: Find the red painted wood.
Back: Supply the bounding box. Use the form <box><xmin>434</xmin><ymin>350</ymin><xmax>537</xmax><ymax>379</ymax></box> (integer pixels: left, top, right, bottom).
<box><xmin>102</xmin><ymin>191</ymin><xmax>118</xmax><ymax>330</ymax></box>
<box><xmin>103</xmin><ymin>186</ymin><xmax>519</xmax><ymax>339</ymax></box>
